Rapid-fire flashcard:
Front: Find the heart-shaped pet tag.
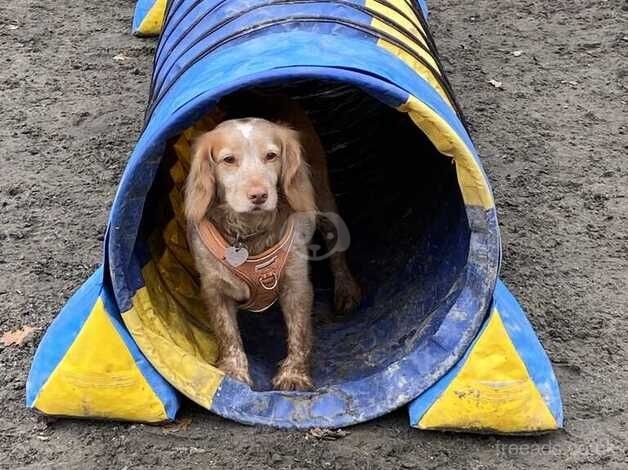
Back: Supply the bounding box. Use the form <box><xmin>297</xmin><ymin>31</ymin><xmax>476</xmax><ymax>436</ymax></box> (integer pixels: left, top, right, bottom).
<box><xmin>225</xmin><ymin>246</ymin><xmax>249</xmax><ymax>267</ymax></box>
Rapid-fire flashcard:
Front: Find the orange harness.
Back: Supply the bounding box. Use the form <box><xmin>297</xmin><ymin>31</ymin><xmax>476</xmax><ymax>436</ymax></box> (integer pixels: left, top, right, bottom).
<box><xmin>196</xmin><ymin>219</ymin><xmax>295</xmax><ymax>312</ymax></box>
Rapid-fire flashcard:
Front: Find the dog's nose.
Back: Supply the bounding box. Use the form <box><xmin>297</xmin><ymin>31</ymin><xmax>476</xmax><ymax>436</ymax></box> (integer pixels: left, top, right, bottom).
<box><xmin>247</xmin><ymin>187</ymin><xmax>268</xmax><ymax>205</ymax></box>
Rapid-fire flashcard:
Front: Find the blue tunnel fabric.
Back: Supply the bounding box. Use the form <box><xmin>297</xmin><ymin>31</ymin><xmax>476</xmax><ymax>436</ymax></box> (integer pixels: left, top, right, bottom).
<box><xmin>104</xmin><ymin>0</ymin><xmax>503</xmax><ymax>428</ymax></box>
<box><xmin>133</xmin><ymin>0</ymin><xmax>431</xmax><ymax>36</ymax></box>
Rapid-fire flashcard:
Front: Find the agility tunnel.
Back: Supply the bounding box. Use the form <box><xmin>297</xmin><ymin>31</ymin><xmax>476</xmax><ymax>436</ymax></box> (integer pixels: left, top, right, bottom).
<box><xmin>26</xmin><ymin>0</ymin><xmax>563</xmax><ymax>432</ymax></box>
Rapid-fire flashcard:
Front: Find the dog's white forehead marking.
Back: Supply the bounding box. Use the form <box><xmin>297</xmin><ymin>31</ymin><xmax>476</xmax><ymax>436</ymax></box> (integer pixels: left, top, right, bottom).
<box><xmin>235</xmin><ymin>121</ymin><xmax>253</xmax><ymax>140</ymax></box>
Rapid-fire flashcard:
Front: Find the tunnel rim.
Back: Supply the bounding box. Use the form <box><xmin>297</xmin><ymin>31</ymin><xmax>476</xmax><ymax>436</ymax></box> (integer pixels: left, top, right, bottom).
<box><xmin>107</xmin><ymin>66</ymin><xmax>500</xmax><ymax>428</ymax></box>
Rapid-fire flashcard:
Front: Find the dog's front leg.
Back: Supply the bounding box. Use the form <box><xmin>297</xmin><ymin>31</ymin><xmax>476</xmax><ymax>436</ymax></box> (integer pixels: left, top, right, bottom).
<box><xmin>203</xmin><ymin>289</ymin><xmax>252</xmax><ymax>386</ymax></box>
<box><xmin>273</xmin><ymin>258</ymin><xmax>314</xmax><ymax>391</ymax></box>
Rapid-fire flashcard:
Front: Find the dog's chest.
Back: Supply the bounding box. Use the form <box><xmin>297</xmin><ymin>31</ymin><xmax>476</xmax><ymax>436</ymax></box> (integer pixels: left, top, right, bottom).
<box><xmin>196</xmin><ymin>219</ymin><xmax>295</xmax><ymax>313</ymax></box>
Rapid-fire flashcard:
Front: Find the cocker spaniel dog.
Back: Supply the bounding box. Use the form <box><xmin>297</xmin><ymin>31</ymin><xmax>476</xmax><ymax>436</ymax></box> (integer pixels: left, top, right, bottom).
<box><xmin>184</xmin><ymin>95</ymin><xmax>361</xmax><ymax>390</ymax></box>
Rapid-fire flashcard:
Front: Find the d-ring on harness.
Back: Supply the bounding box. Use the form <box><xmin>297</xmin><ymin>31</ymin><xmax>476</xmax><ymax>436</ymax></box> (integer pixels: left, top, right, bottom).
<box><xmin>196</xmin><ymin>218</ymin><xmax>296</xmax><ymax>312</ymax></box>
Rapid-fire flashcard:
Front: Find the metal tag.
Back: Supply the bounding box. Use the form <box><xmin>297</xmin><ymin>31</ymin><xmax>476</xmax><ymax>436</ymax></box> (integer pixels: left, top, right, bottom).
<box><xmin>225</xmin><ymin>245</ymin><xmax>249</xmax><ymax>267</ymax></box>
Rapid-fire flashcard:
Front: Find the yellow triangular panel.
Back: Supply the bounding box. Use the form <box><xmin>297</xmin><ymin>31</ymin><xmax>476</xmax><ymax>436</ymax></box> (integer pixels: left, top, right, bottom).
<box><xmin>33</xmin><ymin>298</ymin><xmax>168</xmax><ymax>422</ymax></box>
<box><xmin>419</xmin><ymin>310</ymin><xmax>557</xmax><ymax>433</ymax></box>
<box><xmin>137</xmin><ymin>0</ymin><xmax>167</xmax><ymax>36</ymax></box>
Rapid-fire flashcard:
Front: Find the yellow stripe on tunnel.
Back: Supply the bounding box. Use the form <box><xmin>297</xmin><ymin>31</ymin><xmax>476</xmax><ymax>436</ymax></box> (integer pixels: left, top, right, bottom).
<box><xmin>399</xmin><ymin>96</ymin><xmax>494</xmax><ymax>210</ymax></box>
<box><xmin>119</xmin><ymin>113</ymin><xmax>226</xmax><ymax>409</ymax></box>
<box><xmin>368</xmin><ymin>0</ymin><xmax>453</xmax><ymax>109</ymax></box>
<box><xmin>124</xmin><ymin>275</ymin><xmax>223</xmax><ymax>410</ymax></box>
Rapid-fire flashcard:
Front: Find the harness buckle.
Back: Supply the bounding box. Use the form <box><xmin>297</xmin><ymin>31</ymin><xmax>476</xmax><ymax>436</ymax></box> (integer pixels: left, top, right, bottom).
<box><xmin>259</xmin><ymin>272</ymin><xmax>279</xmax><ymax>290</ymax></box>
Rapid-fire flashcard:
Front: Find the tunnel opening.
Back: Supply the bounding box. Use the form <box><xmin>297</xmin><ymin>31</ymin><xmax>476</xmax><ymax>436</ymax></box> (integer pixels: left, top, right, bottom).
<box><xmin>139</xmin><ymin>79</ymin><xmax>470</xmax><ymax>392</ymax></box>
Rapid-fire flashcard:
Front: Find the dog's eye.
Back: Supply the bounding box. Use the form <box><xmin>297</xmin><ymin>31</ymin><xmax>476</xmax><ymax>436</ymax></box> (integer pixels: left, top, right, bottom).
<box><xmin>265</xmin><ymin>151</ymin><xmax>278</xmax><ymax>162</ymax></box>
<box><xmin>222</xmin><ymin>155</ymin><xmax>236</xmax><ymax>164</ymax></box>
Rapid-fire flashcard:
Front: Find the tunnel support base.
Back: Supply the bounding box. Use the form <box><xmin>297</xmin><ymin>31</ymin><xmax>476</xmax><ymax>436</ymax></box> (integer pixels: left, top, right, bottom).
<box><xmin>409</xmin><ymin>280</ymin><xmax>563</xmax><ymax>433</ymax></box>
<box><xmin>27</xmin><ymin>273</ymin><xmax>562</xmax><ymax>433</ymax></box>
<box><xmin>25</xmin><ymin>268</ymin><xmax>180</xmax><ymax>423</ymax></box>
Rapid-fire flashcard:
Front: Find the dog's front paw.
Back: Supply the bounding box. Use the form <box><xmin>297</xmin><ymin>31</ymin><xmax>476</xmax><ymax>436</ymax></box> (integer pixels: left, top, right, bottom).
<box><xmin>272</xmin><ymin>364</ymin><xmax>313</xmax><ymax>391</ymax></box>
<box><xmin>217</xmin><ymin>357</ymin><xmax>252</xmax><ymax>386</ymax></box>
<box><xmin>334</xmin><ymin>274</ymin><xmax>362</xmax><ymax>314</ymax></box>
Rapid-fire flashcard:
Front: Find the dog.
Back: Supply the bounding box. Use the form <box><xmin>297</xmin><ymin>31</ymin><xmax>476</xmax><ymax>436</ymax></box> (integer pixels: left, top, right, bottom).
<box><xmin>184</xmin><ymin>96</ymin><xmax>361</xmax><ymax>390</ymax></box>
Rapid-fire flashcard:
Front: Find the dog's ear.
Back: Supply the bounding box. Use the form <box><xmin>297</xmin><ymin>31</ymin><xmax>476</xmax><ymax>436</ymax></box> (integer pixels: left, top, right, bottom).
<box><xmin>280</xmin><ymin>127</ymin><xmax>317</xmax><ymax>213</ymax></box>
<box><xmin>184</xmin><ymin>132</ymin><xmax>216</xmax><ymax>225</ymax></box>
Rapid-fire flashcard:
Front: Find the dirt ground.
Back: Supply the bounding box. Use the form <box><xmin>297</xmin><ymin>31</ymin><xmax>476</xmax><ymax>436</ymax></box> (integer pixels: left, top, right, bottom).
<box><xmin>1</xmin><ymin>0</ymin><xmax>626</xmax><ymax>468</ymax></box>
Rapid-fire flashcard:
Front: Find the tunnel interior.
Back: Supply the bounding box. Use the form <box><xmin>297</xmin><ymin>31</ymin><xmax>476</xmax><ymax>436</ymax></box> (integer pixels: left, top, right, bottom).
<box><xmin>140</xmin><ymin>80</ymin><xmax>471</xmax><ymax>392</ymax></box>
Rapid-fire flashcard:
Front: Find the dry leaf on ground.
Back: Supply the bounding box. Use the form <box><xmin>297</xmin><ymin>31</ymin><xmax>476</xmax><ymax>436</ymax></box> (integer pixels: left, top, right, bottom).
<box><xmin>161</xmin><ymin>417</ymin><xmax>192</xmax><ymax>434</ymax></box>
<box><xmin>1</xmin><ymin>326</ymin><xmax>37</xmax><ymax>347</ymax></box>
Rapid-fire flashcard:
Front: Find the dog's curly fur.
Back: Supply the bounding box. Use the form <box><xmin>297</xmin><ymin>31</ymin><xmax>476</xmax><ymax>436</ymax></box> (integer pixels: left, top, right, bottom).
<box><xmin>184</xmin><ymin>97</ymin><xmax>361</xmax><ymax>390</ymax></box>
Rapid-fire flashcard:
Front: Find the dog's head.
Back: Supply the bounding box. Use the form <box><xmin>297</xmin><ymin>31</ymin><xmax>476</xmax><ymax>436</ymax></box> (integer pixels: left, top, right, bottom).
<box><xmin>184</xmin><ymin>118</ymin><xmax>316</xmax><ymax>225</ymax></box>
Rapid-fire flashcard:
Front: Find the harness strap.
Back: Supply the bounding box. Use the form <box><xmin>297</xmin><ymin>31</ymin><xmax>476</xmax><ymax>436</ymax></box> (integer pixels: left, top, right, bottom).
<box><xmin>196</xmin><ymin>218</ymin><xmax>295</xmax><ymax>312</ymax></box>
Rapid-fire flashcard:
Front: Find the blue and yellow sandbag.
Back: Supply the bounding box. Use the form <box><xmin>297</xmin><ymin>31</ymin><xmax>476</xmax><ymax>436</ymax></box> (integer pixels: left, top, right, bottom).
<box><xmin>27</xmin><ymin>0</ymin><xmax>562</xmax><ymax>431</ymax></box>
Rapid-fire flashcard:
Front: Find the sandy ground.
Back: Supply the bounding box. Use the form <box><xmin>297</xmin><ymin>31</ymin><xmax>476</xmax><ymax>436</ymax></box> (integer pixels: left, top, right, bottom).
<box><xmin>1</xmin><ymin>0</ymin><xmax>626</xmax><ymax>468</ymax></box>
